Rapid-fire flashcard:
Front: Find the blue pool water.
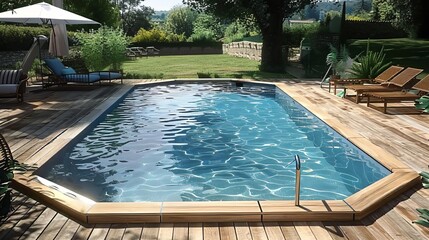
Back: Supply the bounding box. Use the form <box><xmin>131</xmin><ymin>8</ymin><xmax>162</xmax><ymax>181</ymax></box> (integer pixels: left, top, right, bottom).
<box><xmin>37</xmin><ymin>82</ymin><xmax>390</xmax><ymax>202</ymax></box>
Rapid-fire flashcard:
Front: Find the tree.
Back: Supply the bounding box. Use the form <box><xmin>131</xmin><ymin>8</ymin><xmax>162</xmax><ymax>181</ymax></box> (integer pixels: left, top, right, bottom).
<box><xmin>66</xmin><ymin>0</ymin><xmax>121</xmax><ymax>28</ymax></box>
<box><xmin>165</xmin><ymin>6</ymin><xmax>198</xmax><ymax>38</ymax></box>
<box><xmin>372</xmin><ymin>0</ymin><xmax>429</xmax><ymax>38</ymax></box>
<box><xmin>122</xmin><ymin>6</ymin><xmax>154</xmax><ymax>36</ymax></box>
<box><xmin>192</xmin><ymin>13</ymin><xmax>225</xmax><ymax>40</ymax></box>
<box><xmin>185</xmin><ymin>0</ymin><xmax>315</xmax><ymax>72</ymax></box>
<box><xmin>0</xmin><ymin>0</ymin><xmax>40</xmax><ymax>12</ymax></box>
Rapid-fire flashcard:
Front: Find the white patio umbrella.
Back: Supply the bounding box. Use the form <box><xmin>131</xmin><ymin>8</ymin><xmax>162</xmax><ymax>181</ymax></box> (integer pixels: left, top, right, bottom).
<box><xmin>0</xmin><ymin>2</ymin><xmax>100</xmax><ymax>56</ymax></box>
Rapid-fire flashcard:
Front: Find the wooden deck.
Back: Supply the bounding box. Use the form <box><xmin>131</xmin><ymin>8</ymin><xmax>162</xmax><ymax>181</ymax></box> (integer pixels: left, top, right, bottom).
<box><xmin>1</xmin><ymin>80</ymin><xmax>429</xmax><ymax>239</ymax></box>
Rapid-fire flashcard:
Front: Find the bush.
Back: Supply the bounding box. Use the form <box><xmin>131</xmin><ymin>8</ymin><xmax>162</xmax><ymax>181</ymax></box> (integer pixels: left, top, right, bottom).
<box><xmin>188</xmin><ymin>31</ymin><xmax>217</xmax><ymax>43</ymax></box>
<box><xmin>132</xmin><ymin>28</ymin><xmax>186</xmax><ymax>44</ymax></box>
<box><xmin>283</xmin><ymin>23</ymin><xmax>321</xmax><ymax>47</ymax></box>
<box><xmin>123</xmin><ymin>72</ymin><xmax>164</xmax><ymax>79</ymax></box>
<box><xmin>76</xmin><ymin>27</ymin><xmax>128</xmax><ymax>71</ymax></box>
<box><xmin>0</xmin><ymin>25</ymin><xmax>51</xmax><ymax>51</ymax></box>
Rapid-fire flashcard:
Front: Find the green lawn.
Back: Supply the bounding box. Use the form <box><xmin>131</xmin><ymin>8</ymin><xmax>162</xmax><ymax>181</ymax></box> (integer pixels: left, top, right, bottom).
<box><xmin>122</xmin><ymin>54</ymin><xmax>294</xmax><ymax>79</ymax></box>
<box><xmin>348</xmin><ymin>38</ymin><xmax>429</xmax><ymax>75</ymax></box>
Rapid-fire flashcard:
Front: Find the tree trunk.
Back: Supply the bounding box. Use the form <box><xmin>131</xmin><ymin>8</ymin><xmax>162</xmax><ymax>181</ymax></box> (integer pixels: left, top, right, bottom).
<box><xmin>260</xmin><ymin>2</ymin><xmax>285</xmax><ymax>73</ymax></box>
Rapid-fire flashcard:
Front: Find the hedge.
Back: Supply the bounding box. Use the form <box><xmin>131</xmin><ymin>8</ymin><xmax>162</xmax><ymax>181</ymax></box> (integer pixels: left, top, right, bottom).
<box><xmin>0</xmin><ymin>24</ymin><xmax>52</xmax><ymax>51</ymax></box>
<box><xmin>129</xmin><ymin>41</ymin><xmax>223</xmax><ymax>48</ymax></box>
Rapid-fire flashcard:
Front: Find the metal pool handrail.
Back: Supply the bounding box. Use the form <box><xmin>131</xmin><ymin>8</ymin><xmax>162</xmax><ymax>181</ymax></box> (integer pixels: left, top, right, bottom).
<box><xmin>285</xmin><ymin>154</ymin><xmax>302</xmax><ymax>206</ymax></box>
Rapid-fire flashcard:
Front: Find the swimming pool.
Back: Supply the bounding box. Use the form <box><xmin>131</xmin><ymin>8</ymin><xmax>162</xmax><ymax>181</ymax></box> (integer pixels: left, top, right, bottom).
<box><xmin>37</xmin><ymin>82</ymin><xmax>390</xmax><ymax>202</ymax></box>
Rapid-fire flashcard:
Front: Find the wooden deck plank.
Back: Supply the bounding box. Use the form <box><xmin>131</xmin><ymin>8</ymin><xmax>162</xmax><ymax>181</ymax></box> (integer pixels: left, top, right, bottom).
<box><xmin>0</xmin><ymin>198</ymin><xmax>38</xmax><ymax>239</ymax></box>
<box><xmin>218</xmin><ymin>222</ymin><xmax>236</xmax><ymax>240</ymax></box>
<box><xmin>278</xmin><ymin>222</ymin><xmax>300</xmax><ymax>240</ymax></box>
<box><xmin>203</xmin><ymin>223</ymin><xmax>220</xmax><ymax>240</ymax></box>
<box><xmin>141</xmin><ymin>223</ymin><xmax>160</xmax><ymax>240</ymax></box>
<box><xmin>248</xmin><ymin>222</ymin><xmax>268</xmax><ymax>240</ymax></box>
<box><xmin>18</xmin><ymin>207</ymin><xmax>56</xmax><ymax>240</ymax></box>
<box><xmin>87</xmin><ymin>224</ymin><xmax>110</xmax><ymax>240</ymax></box>
<box><xmin>37</xmin><ymin>213</ymin><xmax>68</xmax><ymax>240</ymax></box>
<box><xmin>234</xmin><ymin>222</ymin><xmax>252</xmax><ymax>240</ymax></box>
<box><xmin>71</xmin><ymin>224</ymin><xmax>95</xmax><ymax>240</ymax></box>
<box><xmin>122</xmin><ymin>224</ymin><xmax>143</xmax><ymax>240</ymax></box>
<box><xmin>105</xmin><ymin>224</ymin><xmax>127</xmax><ymax>240</ymax></box>
<box><xmin>54</xmin><ymin>219</ymin><xmax>81</xmax><ymax>240</ymax></box>
<box><xmin>322</xmin><ymin>222</ymin><xmax>347</xmax><ymax>240</ymax></box>
<box><xmin>307</xmin><ymin>222</ymin><xmax>334</xmax><ymax>240</ymax></box>
<box><xmin>262</xmin><ymin>222</ymin><xmax>285</xmax><ymax>240</ymax></box>
<box><xmin>172</xmin><ymin>223</ymin><xmax>188</xmax><ymax>240</ymax></box>
<box><xmin>157</xmin><ymin>223</ymin><xmax>174</xmax><ymax>240</ymax></box>
<box><xmin>293</xmin><ymin>222</ymin><xmax>316</xmax><ymax>240</ymax></box>
<box><xmin>188</xmin><ymin>223</ymin><xmax>203</xmax><ymax>240</ymax></box>
<box><xmin>1</xmin><ymin>200</ymin><xmax>46</xmax><ymax>240</ymax></box>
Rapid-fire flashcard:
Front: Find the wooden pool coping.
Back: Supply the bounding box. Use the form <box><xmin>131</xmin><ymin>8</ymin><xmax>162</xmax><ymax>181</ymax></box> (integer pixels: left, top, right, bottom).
<box><xmin>12</xmin><ymin>79</ymin><xmax>421</xmax><ymax>224</ymax></box>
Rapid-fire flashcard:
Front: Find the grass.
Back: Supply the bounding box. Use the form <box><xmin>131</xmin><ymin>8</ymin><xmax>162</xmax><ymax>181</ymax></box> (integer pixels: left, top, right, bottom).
<box><xmin>122</xmin><ymin>54</ymin><xmax>294</xmax><ymax>80</ymax></box>
<box><xmin>348</xmin><ymin>38</ymin><xmax>429</xmax><ymax>76</ymax></box>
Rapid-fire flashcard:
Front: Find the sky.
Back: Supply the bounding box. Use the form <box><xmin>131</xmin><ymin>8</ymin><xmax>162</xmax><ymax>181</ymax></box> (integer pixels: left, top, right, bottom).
<box><xmin>143</xmin><ymin>0</ymin><xmax>184</xmax><ymax>11</ymax></box>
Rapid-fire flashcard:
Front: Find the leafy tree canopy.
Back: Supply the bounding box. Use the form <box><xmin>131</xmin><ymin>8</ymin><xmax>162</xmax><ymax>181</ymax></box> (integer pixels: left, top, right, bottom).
<box><xmin>165</xmin><ymin>6</ymin><xmax>198</xmax><ymax>38</ymax></box>
<box><xmin>184</xmin><ymin>0</ymin><xmax>316</xmax><ymax>72</ymax></box>
<box><xmin>372</xmin><ymin>0</ymin><xmax>429</xmax><ymax>38</ymax></box>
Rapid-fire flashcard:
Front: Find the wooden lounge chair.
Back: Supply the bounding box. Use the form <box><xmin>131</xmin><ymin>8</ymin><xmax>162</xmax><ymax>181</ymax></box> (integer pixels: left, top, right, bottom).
<box><xmin>329</xmin><ymin>65</ymin><xmax>404</xmax><ymax>94</ymax></box>
<box><xmin>365</xmin><ymin>74</ymin><xmax>429</xmax><ymax>113</ymax></box>
<box><xmin>343</xmin><ymin>67</ymin><xmax>423</xmax><ymax>103</ymax></box>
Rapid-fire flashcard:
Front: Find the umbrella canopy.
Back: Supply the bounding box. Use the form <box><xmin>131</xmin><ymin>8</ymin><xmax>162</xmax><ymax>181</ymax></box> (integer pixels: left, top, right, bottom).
<box><xmin>0</xmin><ymin>1</ymin><xmax>100</xmax><ymax>57</ymax></box>
<box><xmin>0</xmin><ymin>2</ymin><xmax>100</xmax><ymax>25</ymax></box>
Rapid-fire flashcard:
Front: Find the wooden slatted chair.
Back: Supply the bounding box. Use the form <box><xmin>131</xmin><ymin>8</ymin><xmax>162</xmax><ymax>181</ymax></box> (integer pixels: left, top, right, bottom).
<box><xmin>329</xmin><ymin>65</ymin><xmax>404</xmax><ymax>95</ymax></box>
<box><xmin>365</xmin><ymin>74</ymin><xmax>429</xmax><ymax>113</ymax></box>
<box><xmin>343</xmin><ymin>67</ymin><xmax>423</xmax><ymax>103</ymax></box>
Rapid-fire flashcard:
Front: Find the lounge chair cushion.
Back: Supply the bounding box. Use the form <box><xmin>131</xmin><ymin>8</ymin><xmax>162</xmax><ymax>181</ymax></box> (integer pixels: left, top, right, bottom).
<box><xmin>97</xmin><ymin>72</ymin><xmax>122</xmax><ymax>80</ymax></box>
<box><xmin>44</xmin><ymin>58</ymin><xmax>66</xmax><ymax>76</ymax></box>
<box><xmin>0</xmin><ymin>84</ymin><xmax>19</xmax><ymax>95</ymax></box>
<box><xmin>64</xmin><ymin>73</ymin><xmax>101</xmax><ymax>83</ymax></box>
<box><xmin>61</xmin><ymin>67</ymin><xmax>77</xmax><ymax>75</ymax></box>
<box><xmin>0</xmin><ymin>70</ymin><xmax>22</xmax><ymax>84</ymax></box>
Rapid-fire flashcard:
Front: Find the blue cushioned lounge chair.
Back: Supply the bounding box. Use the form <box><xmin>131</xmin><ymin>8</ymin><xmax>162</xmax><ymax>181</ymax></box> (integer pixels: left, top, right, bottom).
<box><xmin>43</xmin><ymin>58</ymin><xmax>123</xmax><ymax>87</ymax></box>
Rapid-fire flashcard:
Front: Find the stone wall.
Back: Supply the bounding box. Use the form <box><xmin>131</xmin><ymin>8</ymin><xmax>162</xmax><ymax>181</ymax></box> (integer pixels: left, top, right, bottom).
<box><xmin>0</xmin><ymin>49</ymin><xmax>49</xmax><ymax>69</ymax></box>
<box><xmin>222</xmin><ymin>41</ymin><xmax>263</xmax><ymax>61</ymax></box>
<box><xmin>0</xmin><ymin>51</ymin><xmax>27</xmax><ymax>68</ymax></box>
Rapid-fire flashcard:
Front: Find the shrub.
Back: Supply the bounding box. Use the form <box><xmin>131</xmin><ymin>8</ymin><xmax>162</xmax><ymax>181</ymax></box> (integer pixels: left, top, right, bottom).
<box><xmin>0</xmin><ymin>25</ymin><xmax>51</xmax><ymax>51</ymax></box>
<box><xmin>188</xmin><ymin>31</ymin><xmax>217</xmax><ymax>43</ymax></box>
<box><xmin>197</xmin><ymin>72</ymin><xmax>212</xmax><ymax>78</ymax></box>
<box><xmin>283</xmin><ymin>23</ymin><xmax>320</xmax><ymax>47</ymax></box>
<box><xmin>123</xmin><ymin>72</ymin><xmax>164</xmax><ymax>79</ymax></box>
<box><xmin>76</xmin><ymin>27</ymin><xmax>128</xmax><ymax>71</ymax></box>
<box><xmin>132</xmin><ymin>28</ymin><xmax>185</xmax><ymax>44</ymax></box>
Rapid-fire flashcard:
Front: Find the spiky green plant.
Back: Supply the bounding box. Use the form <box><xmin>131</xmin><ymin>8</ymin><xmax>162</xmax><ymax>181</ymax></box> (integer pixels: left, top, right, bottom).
<box><xmin>326</xmin><ymin>44</ymin><xmax>356</xmax><ymax>78</ymax></box>
<box><xmin>349</xmin><ymin>41</ymin><xmax>392</xmax><ymax>79</ymax></box>
<box><xmin>413</xmin><ymin>208</ymin><xmax>429</xmax><ymax>227</ymax></box>
<box><xmin>415</xmin><ymin>96</ymin><xmax>429</xmax><ymax>113</ymax></box>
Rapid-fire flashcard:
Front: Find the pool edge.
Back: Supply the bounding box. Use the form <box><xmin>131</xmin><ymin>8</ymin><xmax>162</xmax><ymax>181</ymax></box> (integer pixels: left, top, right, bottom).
<box><xmin>12</xmin><ymin>79</ymin><xmax>422</xmax><ymax>224</ymax></box>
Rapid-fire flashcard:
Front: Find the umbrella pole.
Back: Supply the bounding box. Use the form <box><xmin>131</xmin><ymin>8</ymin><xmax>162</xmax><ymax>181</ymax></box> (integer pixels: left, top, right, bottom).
<box><xmin>49</xmin><ymin>19</ymin><xmax>57</xmax><ymax>56</ymax></box>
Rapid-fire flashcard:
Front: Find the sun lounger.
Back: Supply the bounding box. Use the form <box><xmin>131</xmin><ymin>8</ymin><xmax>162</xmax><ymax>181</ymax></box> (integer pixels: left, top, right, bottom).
<box><xmin>365</xmin><ymin>74</ymin><xmax>429</xmax><ymax>113</ymax></box>
<box><xmin>343</xmin><ymin>67</ymin><xmax>423</xmax><ymax>103</ymax></box>
<box><xmin>329</xmin><ymin>65</ymin><xmax>404</xmax><ymax>94</ymax></box>
<box><xmin>43</xmin><ymin>58</ymin><xmax>122</xmax><ymax>87</ymax></box>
